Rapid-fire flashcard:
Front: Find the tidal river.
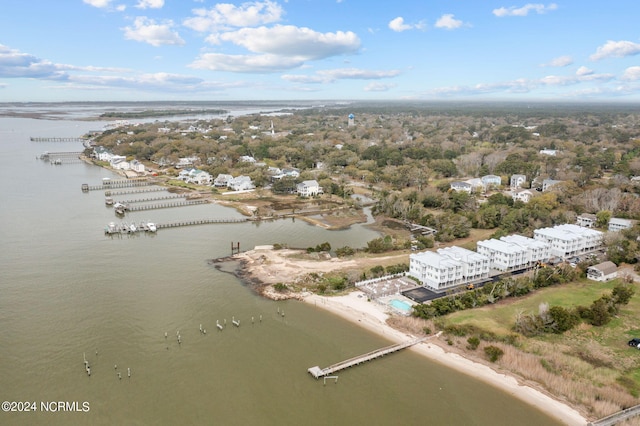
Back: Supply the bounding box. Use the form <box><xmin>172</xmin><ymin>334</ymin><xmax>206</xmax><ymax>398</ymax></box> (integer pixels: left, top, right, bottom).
<box><xmin>0</xmin><ymin>113</ymin><xmax>561</xmax><ymax>425</ymax></box>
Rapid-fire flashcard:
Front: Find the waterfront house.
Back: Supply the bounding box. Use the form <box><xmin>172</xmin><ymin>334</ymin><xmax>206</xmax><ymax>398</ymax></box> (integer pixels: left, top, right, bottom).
<box><xmin>214</xmin><ymin>174</ymin><xmax>233</xmax><ymax>187</ymax></box>
<box><xmin>296</xmin><ymin>180</ymin><xmax>323</xmax><ymax>197</ymax></box>
<box><xmin>228</xmin><ymin>175</ymin><xmax>255</xmax><ymax>191</ymax></box>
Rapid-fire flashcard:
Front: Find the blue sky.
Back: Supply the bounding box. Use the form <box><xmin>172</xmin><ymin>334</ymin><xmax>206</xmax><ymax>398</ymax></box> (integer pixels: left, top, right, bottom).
<box><xmin>1</xmin><ymin>1</ymin><xmax>639</xmax><ymax>102</ymax></box>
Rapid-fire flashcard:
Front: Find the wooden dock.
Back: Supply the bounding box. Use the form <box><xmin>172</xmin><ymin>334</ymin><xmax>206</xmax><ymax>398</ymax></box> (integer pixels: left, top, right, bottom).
<box><xmin>106</xmin><ymin>187</ymin><xmax>167</xmax><ymax>196</ymax></box>
<box><xmin>31</xmin><ymin>137</ymin><xmax>86</xmax><ymax>142</ymax></box>
<box><xmin>114</xmin><ymin>194</ymin><xmax>187</xmax><ymax>204</ymax></box>
<box><xmin>124</xmin><ymin>199</ymin><xmax>209</xmax><ymax>212</ymax></box>
<box><xmin>105</xmin><ymin>218</ymin><xmax>248</xmax><ymax>234</ymax></box>
<box><xmin>308</xmin><ymin>336</ymin><xmax>428</xmax><ymax>379</ymax></box>
<box><xmin>82</xmin><ymin>179</ymin><xmax>153</xmax><ymax>191</ymax></box>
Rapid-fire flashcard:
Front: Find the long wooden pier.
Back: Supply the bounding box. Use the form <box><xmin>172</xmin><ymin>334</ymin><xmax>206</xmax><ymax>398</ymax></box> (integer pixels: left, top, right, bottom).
<box><xmin>308</xmin><ymin>336</ymin><xmax>428</xmax><ymax>379</ymax></box>
<box><xmin>82</xmin><ymin>180</ymin><xmax>153</xmax><ymax>191</ymax></box>
<box><xmin>114</xmin><ymin>194</ymin><xmax>187</xmax><ymax>204</ymax></box>
<box><xmin>31</xmin><ymin>137</ymin><xmax>86</xmax><ymax>142</ymax></box>
<box><xmin>106</xmin><ymin>187</ymin><xmax>167</xmax><ymax>196</ymax></box>
<box><xmin>105</xmin><ymin>218</ymin><xmax>248</xmax><ymax>234</ymax></box>
<box><xmin>124</xmin><ymin>199</ymin><xmax>209</xmax><ymax>212</ymax></box>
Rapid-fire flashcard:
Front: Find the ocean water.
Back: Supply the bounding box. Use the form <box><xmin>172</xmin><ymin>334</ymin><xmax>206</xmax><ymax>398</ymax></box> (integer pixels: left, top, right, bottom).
<box><xmin>0</xmin><ymin>110</ymin><xmax>561</xmax><ymax>425</ymax></box>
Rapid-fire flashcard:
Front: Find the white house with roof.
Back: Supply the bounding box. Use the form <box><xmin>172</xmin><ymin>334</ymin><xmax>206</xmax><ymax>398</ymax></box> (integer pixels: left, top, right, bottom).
<box><xmin>110</xmin><ymin>155</ymin><xmax>128</xmax><ymax>170</ymax></box>
<box><xmin>185</xmin><ymin>169</ymin><xmax>212</xmax><ymax>185</ymax></box>
<box><xmin>576</xmin><ymin>213</ymin><xmax>597</xmax><ymax>228</ymax></box>
<box><xmin>228</xmin><ymin>175</ymin><xmax>255</xmax><ymax>191</ymax></box>
<box><xmin>408</xmin><ymin>251</ymin><xmax>464</xmax><ymax>291</ymax></box>
<box><xmin>296</xmin><ymin>180</ymin><xmax>322</xmax><ymax>197</ymax></box>
<box><xmin>510</xmin><ymin>174</ymin><xmax>527</xmax><ymax>189</ymax></box>
<box><xmin>437</xmin><ymin>246</ymin><xmax>490</xmax><ymax>283</ymax></box>
<box><xmin>450</xmin><ymin>181</ymin><xmax>473</xmax><ymax>193</ymax></box>
<box><xmin>533</xmin><ymin>224</ymin><xmax>603</xmax><ymax>260</ymax></box>
<box><xmin>239</xmin><ymin>155</ymin><xmax>257</xmax><ymax>163</ymax></box>
<box><xmin>176</xmin><ymin>156</ymin><xmax>200</xmax><ymax>168</ymax></box>
<box><xmin>130</xmin><ymin>160</ymin><xmax>145</xmax><ymax>173</ymax></box>
<box><xmin>586</xmin><ymin>261</ymin><xmax>618</xmax><ymax>282</ymax></box>
<box><xmin>511</xmin><ymin>188</ymin><xmax>533</xmax><ymax>203</ymax></box>
<box><xmin>540</xmin><ymin>149</ymin><xmax>558</xmax><ymax>156</ymax></box>
<box><xmin>542</xmin><ymin>179</ymin><xmax>563</xmax><ymax>192</ymax></box>
<box><xmin>477</xmin><ymin>234</ymin><xmax>549</xmax><ymax>272</ymax></box>
<box><xmin>214</xmin><ymin>174</ymin><xmax>233</xmax><ymax>187</ymax></box>
<box><xmin>481</xmin><ymin>175</ymin><xmax>502</xmax><ymax>190</ymax></box>
<box><xmin>93</xmin><ymin>146</ymin><xmax>114</xmax><ymax>162</ymax></box>
<box><xmin>608</xmin><ymin>217</ymin><xmax>635</xmax><ymax>232</ymax></box>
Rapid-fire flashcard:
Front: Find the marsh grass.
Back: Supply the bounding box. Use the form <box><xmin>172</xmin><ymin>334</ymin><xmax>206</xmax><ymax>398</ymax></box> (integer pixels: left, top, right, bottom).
<box><xmin>437</xmin><ymin>279</ymin><xmax>640</xmax><ymax>419</ymax></box>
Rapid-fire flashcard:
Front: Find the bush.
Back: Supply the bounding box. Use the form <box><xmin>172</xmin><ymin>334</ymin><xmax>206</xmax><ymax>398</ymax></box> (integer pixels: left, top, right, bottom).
<box><xmin>335</xmin><ymin>246</ymin><xmax>355</xmax><ymax>257</ymax></box>
<box><xmin>484</xmin><ymin>345</ymin><xmax>504</xmax><ymax>362</ymax></box>
<box><xmin>273</xmin><ymin>283</ymin><xmax>288</xmax><ymax>293</ymax></box>
<box><xmin>467</xmin><ymin>336</ymin><xmax>480</xmax><ymax>350</ymax></box>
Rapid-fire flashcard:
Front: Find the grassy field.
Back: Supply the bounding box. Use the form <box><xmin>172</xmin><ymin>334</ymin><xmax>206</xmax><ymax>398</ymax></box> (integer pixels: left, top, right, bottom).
<box><xmin>437</xmin><ymin>277</ymin><xmax>640</xmax><ymax>420</ymax></box>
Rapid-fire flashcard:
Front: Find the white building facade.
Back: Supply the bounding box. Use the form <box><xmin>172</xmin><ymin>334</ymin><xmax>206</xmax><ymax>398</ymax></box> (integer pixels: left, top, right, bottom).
<box><xmin>533</xmin><ymin>224</ymin><xmax>603</xmax><ymax>260</ymax></box>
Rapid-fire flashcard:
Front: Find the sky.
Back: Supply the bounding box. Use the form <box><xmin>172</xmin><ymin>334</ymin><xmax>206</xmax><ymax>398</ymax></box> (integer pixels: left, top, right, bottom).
<box><xmin>1</xmin><ymin>0</ymin><xmax>640</xmax><ymax>102</ymax></box>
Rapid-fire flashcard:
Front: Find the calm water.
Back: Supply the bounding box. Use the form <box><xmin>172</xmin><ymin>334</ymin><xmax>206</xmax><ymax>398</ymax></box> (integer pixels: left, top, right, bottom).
<box><xmin>0</xmin><ymin>113</ymin><xmax>561</xmax><ymax>425</ymax></box>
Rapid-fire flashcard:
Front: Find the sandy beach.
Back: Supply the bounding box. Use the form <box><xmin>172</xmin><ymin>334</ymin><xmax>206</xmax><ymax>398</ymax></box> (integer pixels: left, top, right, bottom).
<box><xmin>303</xmin><ymin>291</ymin><xmax>588</xmax><ymax>426</ymax></box>
<box><xmin>233</xmin><ymin>247</ymin><xmax>589</xmax><ymax>426</ymax></box>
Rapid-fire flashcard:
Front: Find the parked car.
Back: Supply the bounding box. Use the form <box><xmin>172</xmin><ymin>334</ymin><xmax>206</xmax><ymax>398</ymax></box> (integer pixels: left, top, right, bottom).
<box><xmin>628</xmin><ymin>338</ymin><xmax>640</xmax><ymax>347</ymax></box>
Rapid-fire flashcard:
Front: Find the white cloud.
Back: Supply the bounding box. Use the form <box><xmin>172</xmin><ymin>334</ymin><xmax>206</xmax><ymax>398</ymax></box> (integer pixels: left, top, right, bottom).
<box><xmin>122</xmin><ymin>17</ymin><xmax>185</xmax><ymax>47</ymax></box>
<box><xmin>492</xmin><ymin>3</ymin><xmax>558</xmax><ymax>17</ymax></box>
<box><xmin>83</xmin><ymin>0</ymin><xmax>112</xmax><ymax>8</ymax></box>
<box><xmin>434</xmin><ymin>14</ymin><xmax>464</xmax><ymax>30</ymax></box>
<box><xmin>364</xmin><ymin>82</ymin><xmax>397</xmax><ymax>92</ymax></box>
<box><xmin>216</xmin><ymin>25</ymin><xmax>360</xmax><ymax>60</ymax></box>
<box><xmin>0</xmin><ymin>44</ymin><xmax>65</xmax><ymax>79</ymax></box>
<box><xmin>388</xmin><ymin>17</ymin><xmax>425</xmax><ymax>32</ymax></box>
<box><xmin>575</xmin><ymin>66</ymin><xmax>593</xmax><ymax>76</ymax></box>
<box><xmin>429</xmin><ymin>70</ymin><xmax>614</xmax><ymax>97</ymax></box>
<box><xmin>543</xmin><ymin>55</ymin><xmax>573</xmax><ymax>67</ymax></box>
<box><xmin>183</xmin><ymin>0</ymin><xmax>283</xmax><ymax>32</ymax></box>
<box><xmin>282</xmin><ymin>68</ymin><xmax>400</xmax><ymax>84</ymax></box>
<box><xmin>136</xmin><ymin>0</ymin><xmax>164</xmax><ymax>9</ymax></box>
<box><xmin>621</xmin><ymin>66</ymin><xmax>640</xmax><ymax>81</ymax></box>
<box><xmin>590</xmin><ymin>40</ymin><xmax>640</xmax><ymax>61</ymax></box>
<box><xmin>190</xmin><ymin>53</ymin><xmax>305</xmax><ymax>73</ymax></box>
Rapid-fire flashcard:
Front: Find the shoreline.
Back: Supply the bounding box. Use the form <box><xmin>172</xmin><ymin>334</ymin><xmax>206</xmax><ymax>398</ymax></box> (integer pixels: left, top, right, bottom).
<box><xmin>301</xmin><ymin>291</ymin><xmax>588</xmax><ymax>426</ymax></box>
<box><xmin>225</xmin><ymin>247</ymin><xmax>589</xmax><ymax>425</ymax></box>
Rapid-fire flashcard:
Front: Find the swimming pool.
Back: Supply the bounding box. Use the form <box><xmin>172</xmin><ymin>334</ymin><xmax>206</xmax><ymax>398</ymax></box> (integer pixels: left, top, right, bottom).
<box><xmin>389</xmin><ymin>299</ymin><xmax>412</xmax><ymax>313</ymax></box>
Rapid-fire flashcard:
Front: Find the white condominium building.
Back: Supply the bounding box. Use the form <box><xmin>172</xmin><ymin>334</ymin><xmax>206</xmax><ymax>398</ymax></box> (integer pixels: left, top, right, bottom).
<box><xmin>476</xmin><ymin>234</ymin><xmax>550</xmax><ymax>272</ymax></box>
<box><xmin>533</xmin><ymin>224</ymin><xmax>603</xmax><ymax>260</ymax></box>
<box><xmin>409</xmin><ymin>247</ymin><xmax>490</xmax><ymax>291</ymax></box>
<box><xmin>437</xmin><ymin>246</ymin><xmax>490</xmax><ymax>283</ymax></box>
<box><xmin>409</xmin><ymin>251</ymin><xmax>463</xmax><ymax>291</ymax></box>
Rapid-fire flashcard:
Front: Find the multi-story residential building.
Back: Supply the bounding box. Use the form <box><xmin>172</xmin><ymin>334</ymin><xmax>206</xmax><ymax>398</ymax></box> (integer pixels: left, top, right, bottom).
<box><xmin>437</xmin><ymin>246</ymin><xmax>490</xmax><ymax>283</ymax></box>
<box><xmin>476</xmin><ymin>234</ymin><xmax>550</xmax><ymax>272</ymax></box>
<box><xmin>408</xmin><ymin>251</ymin><xmax>464</xmax><ymax>291</ymax></box>
<box><xmin>576</xmin><ymin>213</ymin><xmax>597</xmax><ymax>228</ymax></box>
<box><xmin>608</xmin><ymin>217</ymin><xmax>635</xmax><ymax>232</ymax></box>
<box><xmin>510</xmin><ymin>174</ymin><xmax>527</xmax><ymax>189</ymax></box>
<box><xmin>533</xmin><ymin>224</ymin><xmax>603</xmax><ymax>260</ymax></box>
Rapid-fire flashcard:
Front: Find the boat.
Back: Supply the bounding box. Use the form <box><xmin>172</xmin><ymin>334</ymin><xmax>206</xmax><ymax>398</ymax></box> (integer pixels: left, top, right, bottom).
<box><xmin>105</xmin><ymin>197</ymin><xmax>114</xmax><ymax>205</ymax></box>
<box><xmin>147</xmin><ymin>222</ymin><xmax>157</xmax><ymax>232</ymax></box>
<box><xmin>129</xmin><ymin>223</ymin><xmax>137</xmax><ymax>233</ymax></box>
<box><xmin>105</xmin><ymin>222</ymin><xmax>118</xmax><ymax>234</ymax></box>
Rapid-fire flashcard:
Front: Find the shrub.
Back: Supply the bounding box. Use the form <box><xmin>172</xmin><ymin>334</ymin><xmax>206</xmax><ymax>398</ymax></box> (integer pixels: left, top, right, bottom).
<box><xmin>273</xmin><ymin>283</ymin><xmax>288</xmax><ymax>293</ymax></box>
<box><xmin>484</xmin><ymin>345</ymin><xmax>504</xmax><ymax>362</ymax></box>
<box><xmin>467</xmin><ymin>336</ymin><xmax>480</xmax><ymax>350</ymax></box>
<box><xmin>335</xmin><ymin>246</ymin><xmax>354</xmax><ymax>257</ymax></box>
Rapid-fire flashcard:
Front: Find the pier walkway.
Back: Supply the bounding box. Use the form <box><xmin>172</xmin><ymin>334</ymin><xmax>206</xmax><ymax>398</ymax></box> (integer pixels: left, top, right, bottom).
<box><xmin>125</xmin><ymin>199</ymin><xmax>208</xmax><ymax>212</ymax></box>
<box><xmin>31</xmin><ymin>137</ymin><xmax>86</xmax><ymax>142</ymax></box>
<box><xmin>82</xmin><ymin>179</ymin><xmax>153</xmax><ymax>191</ymax></box>
<box><xmin>105</xmin><ymin>218</ymin><xmax>248</xmax><ymax>234</ymax></box>
<box><xmin>106</xmin><ymin>187</ymin><xmax>167</xmax><ymax>196</ymax></box>
<box><xmin>115</xmin><ymin>194</ymin><xmax>187</xmax><ymax>204</ymax></box>
<box><xmin>308</xmin><ymin>336</ymin><xmax>428</xmax><ymax>379</ymax></box>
